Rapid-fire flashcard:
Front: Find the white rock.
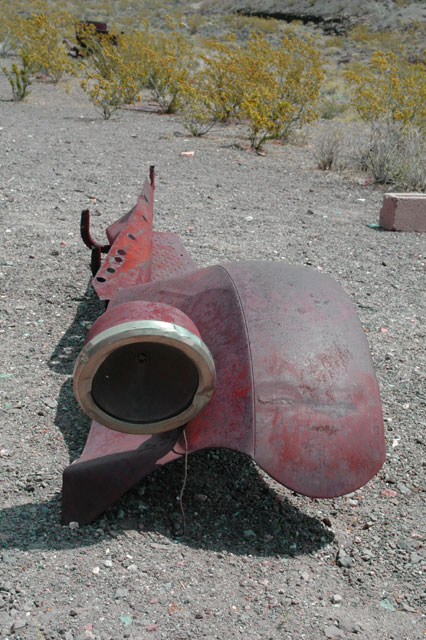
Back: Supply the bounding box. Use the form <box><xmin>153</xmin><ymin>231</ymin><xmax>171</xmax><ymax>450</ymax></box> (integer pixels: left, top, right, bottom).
<box><xmin>331</xmin><ymin>594</ymin><xmax>343</xmax><ymax>604</ymax></box>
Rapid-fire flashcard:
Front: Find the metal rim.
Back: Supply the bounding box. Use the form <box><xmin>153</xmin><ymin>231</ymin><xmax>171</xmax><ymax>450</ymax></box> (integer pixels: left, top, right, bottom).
<box><xmin>73</xmin><ymin>320</ymin><xmax>216</xmax><ymax>434</ymax></box>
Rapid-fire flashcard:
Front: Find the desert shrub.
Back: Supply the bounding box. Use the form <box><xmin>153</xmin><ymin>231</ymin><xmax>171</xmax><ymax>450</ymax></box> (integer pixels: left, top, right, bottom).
<box><xmin>13</xmin><ymin>1</ymin><xmax>75</xmax><ymax>83</ymax></box>
<box><xmin>221</xmin><ymin>14</ymin><xmax>280</xmax><ymax>37</ymax></box>
<box><xmin>314</xmin><ymin>124</ymin><xmax>344</xmax><ymax>170</ymax></box>
<box><xmin>2</xmin><ymin>51</ymin><xmax>34</xmax><ymax>101</ymax></box>
<box><xmin>144</xmin><ymin>23</ymin><xmax>194</xmax><ymax>113</ymax></box>
<box><xmin>345</xmin><ymin>50</ymin><xmax>426</xmax><ymax>132</ymax></box>
<box><xmin>180</xmin><ymin>80</ymin><xmax>218</xmax><ymax>136</ymax></box>
<box><xmin>240</xmin><ymin>32</ymin><xmax>324</xmax><ymax>150</ymax></box>
<box><xmin>348</xmin><ymin>24</ymin><xmax>401</xmax><ymax>52</ymax></box>
<box><xmin>320</xmin><ymin>98</ymin><xmax>347</xmax><ymax>120</ymax></box>
<box><xmin>345</xmin><ymin>49</ymin><xmax>426</xmax><ymax>189</ymax></box>
<box><xmin>196</xmin><ymin>35</ymin><xmax>249</xmax><ymax>123</ymax></box>
<box><xmin>80</xmin><ymin>20</ymin><xmax>192</xmax><ymax>118</ymax></box>
<box><xmin>181</xmin><ymin>31</ymin><xmax>323</xmax><ymax>149</ymax></box>
<box><xmin>80</xmin><ymin>30</ymin><xmax>148</xmax><ymax>119</ymax></box>
<box><xmin>179</xmin><ymin>35</ymin><xmax>249</xmax><ymax>135</ymax></box>
<box><xmin>186</xmin><ymin>14</ymin><xmax>205</xmax><ymax>35</ymax></box>
<box><xmin>0</xmin><ymin>10</ymin><xmax>15</xmax><ymax>57</ymax></box>
<box><xmin>357</xmin><ymin>121</ymin><xmax>426</xmax><ymax>190</ymax></box>
<box><xmin>324</xmin><ymin>35</ymin><xmax>344</xmax><ymax>49</ymax></box>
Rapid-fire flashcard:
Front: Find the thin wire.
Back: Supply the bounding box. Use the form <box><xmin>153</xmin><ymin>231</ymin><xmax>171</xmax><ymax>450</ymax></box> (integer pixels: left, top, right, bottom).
<box><xmin>177</xmin><ymin>429</ymin><xmax>188</xmax><ymax>536</ymax></box>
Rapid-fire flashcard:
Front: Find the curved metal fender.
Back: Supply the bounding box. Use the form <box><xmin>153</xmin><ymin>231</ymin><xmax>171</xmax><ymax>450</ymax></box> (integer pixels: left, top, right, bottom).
<box><xmin>63</xmin><ymin>260</ymin><xmax>385</xmax><ymax>524</ymax></box>
<box><xmin>223</xmin><ymin>262</ymin><xmax>386</xmax><ymax>498</ymax></box>
<box><xmin>113</xmin><ymin>261</ymin><xmax>385</xmax><ymax>498</ymax></box>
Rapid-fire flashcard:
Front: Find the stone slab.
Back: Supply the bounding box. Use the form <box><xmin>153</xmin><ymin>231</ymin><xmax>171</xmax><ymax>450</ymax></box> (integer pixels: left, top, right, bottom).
<box><xmin>379</xmin><ymin>193</ymin><xmax>426</xmax><ymax>232</ymax></box>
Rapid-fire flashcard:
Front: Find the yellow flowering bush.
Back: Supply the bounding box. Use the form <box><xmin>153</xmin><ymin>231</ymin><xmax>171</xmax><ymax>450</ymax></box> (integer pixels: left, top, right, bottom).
<box><xmin>345</xmin><ymin>50</ymin><xmax>426</xmax><ymax>132</ymax></box>
<box><xmin>13</xmin><ymin>1</ymin><xmax>75</xmax><ymax>83</ymax></box>
<box><xmin>180</xmin><ymin>78</ymin><xmax>219</xmax><ymax>136</ymax></box>
<box><xmin>181</xmin><ymin>32</ymin><xmax>323</xmax><ymax>149</ymax></box>
<box><xmin>180</xmin><ymin>34</ymin><xmax>249</xmax><ymax>134</ymax></box>
<box><xmin>199</xmin><ymin>35</ymin><xmax>249</xmax><ymax>123</ymax></box>
<box><xmin>241</xmin><ymin>33</ymin><xmax>324</xmax><ymax>150</ymax></box>
<box><xmin>144</xmin><ymin>24</ymin><xmax>194</xmax><ymax>114</ymax></box>
<box><xmin>80</xmin><ymin>30</ymin><xmax>148</xmax><ymax>119</ymax></box>
<box><xmin>80</xmin><ymin>21</ymin><xmax>193</xmax><ymax>118</ymax></box>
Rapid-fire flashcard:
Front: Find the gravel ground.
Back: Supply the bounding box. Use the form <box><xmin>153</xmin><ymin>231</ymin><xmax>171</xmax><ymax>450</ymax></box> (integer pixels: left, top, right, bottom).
<box><xmin>0</xmin><ymin>76</ymin><xmax>425</xmax><ymax>640</ymax></box>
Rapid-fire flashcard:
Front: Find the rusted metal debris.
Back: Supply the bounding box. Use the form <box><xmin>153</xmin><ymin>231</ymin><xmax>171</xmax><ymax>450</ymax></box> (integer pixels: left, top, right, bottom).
<box><xmin>62</xmin><ymin>167</ymin><xmax>385</xmax><ymax>525</ymax></box>
<box><xmin>64</xmin><ymin>21</ymin><xmax>117</xmax><ymax>58</ymax></box>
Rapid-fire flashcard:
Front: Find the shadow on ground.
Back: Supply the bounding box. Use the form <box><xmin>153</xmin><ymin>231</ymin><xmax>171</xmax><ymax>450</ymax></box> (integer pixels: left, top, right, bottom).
<box><xmin>49</xmin><ymin>281</ymin><xmax>103</xmax><ymax>461</ymax></box>
<box><xmin>1</xmin><ymin>449</ymin><xmax>334</xmax><ymax>557</ymax></box>
<box><xmin>2</xmin><ymin>278</ymin><xmax>335</xmax><ymax>557</ymax></box>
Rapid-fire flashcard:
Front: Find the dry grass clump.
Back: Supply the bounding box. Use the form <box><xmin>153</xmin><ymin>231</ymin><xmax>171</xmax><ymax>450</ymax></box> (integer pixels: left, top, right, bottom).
<box><xmin>356</xmin><ymin>122</ymin><xmax>426</xmax><ymax>191</ymax></box>
<box><xmin>314</xmin><ymin>124</ymin><xmax>345</xmax><ymax>171</ymax></box>
<box><xmin>315</xmin><ymin>120</ymin><xmax>426</xmax><ymax>192</ymax></box>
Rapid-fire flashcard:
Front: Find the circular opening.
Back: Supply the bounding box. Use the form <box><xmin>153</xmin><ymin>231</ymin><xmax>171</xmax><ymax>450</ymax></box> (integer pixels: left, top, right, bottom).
<box><xmin>107</xmin><ymin>267</ymin><xmax>115</xmax><ymax>273</ymax></box>
<box><xmin>115</xmin><ymin>257</ymin><xmax>123</xmax><ymax>263</ymax></box>
<box><xmin>117</xmin><ymin>249</ymin><xmax>126</xmax><ymax>255</ymax></box>
<box><xmin>91</xmin><ymin>342</ymin><xmax>199</xmax><ymax>424</ymax></box>
<box><xmin>127</xmin><ymin>233</ymin><xmax>136</xmax><ymax>240</ymax></box>
<box><xmin>96</xmin><ymin>276</ymin><xmax>106</xmax><ymax>282</ymax></box>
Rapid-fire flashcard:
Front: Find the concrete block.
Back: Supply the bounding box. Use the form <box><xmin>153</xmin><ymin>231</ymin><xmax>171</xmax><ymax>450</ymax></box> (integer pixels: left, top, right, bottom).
<box><xmin>379</xmin><ymin>193</ymin><xmax>426</xmax><ymax>232</ymax></box>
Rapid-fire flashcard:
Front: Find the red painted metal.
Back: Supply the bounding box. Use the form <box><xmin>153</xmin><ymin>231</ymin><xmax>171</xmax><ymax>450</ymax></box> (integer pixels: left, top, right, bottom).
<box><xmin>62</xmin><ymin>169</ymin><xmax>386</xmax><ymax>525</ymax></box>
<box><xmin>93</xmin><ymin>175</ymin><xmax>154</xmax><ymax>300</ymax></box>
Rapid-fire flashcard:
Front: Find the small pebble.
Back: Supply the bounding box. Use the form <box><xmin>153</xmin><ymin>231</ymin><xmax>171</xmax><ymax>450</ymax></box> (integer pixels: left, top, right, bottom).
<box><xmin>331</xmin><ymin>594</ymin><xmax>343</xmax><ymax>604</ymax></box>
<box><xmin>324</xmin><ymin>624</ymin><xmax>345</xmax><ymax>639</ymax></box>
<box><xmin>11</xmin><ymin>619</ymin><xmax>27</xmax><ymax>631</ymax></box>
<box><xmin>336</xmin><ymin>548</ymin><xmax>353</xmax><ymax>568</ymax></box>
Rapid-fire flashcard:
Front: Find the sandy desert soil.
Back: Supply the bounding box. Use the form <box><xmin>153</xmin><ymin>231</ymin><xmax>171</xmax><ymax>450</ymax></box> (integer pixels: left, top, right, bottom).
<box><xmin>0</xmin><ymin>75</ymin><xmax>425</xmax><ymax>640</ymax></box>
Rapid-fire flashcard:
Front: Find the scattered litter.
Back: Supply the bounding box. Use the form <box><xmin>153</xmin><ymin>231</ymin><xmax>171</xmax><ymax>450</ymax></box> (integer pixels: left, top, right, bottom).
<box><xmin>120</xmin><ymin>615</ymin><xmax>133</xmax><ymax>626</ymax></box>
<box><xmin>367</xmin><ymin>223</ymin><xmax>381</xmax><ymax>228</ymax></box>
<box><xmin>180</xmin><ymin>151</ymin><xmax>194</xmax><ymax>157</ymax></box>
<box><xmin>380</xmin><ymin>599</ymin><xmax>396</xmax><ymax>612</ymax></box>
